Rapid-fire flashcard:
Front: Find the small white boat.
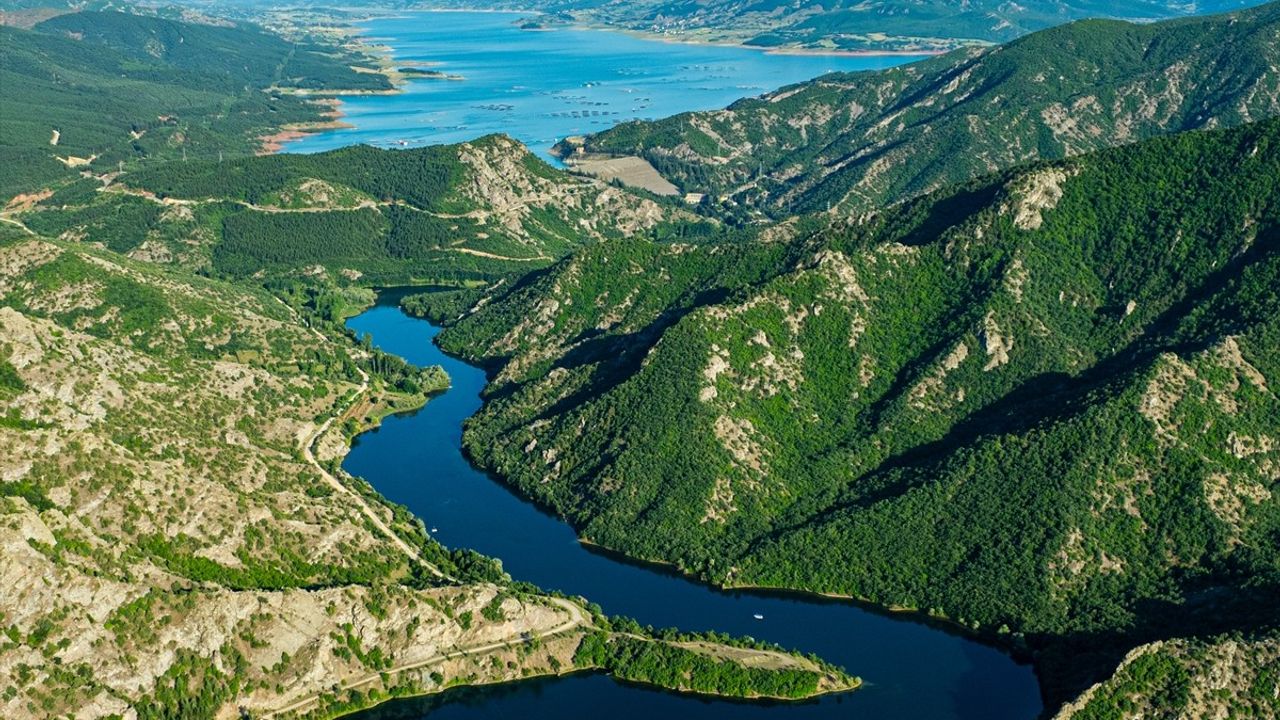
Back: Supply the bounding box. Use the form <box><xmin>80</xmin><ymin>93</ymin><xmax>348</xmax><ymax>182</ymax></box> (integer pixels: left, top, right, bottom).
<box><xmin>431</xmin><ymin>527</ymin><xmax>438</xmax><ymax>533</ymax></box>
<box><xmin>753</xmin><ymin>613</ymin><xmax>764</xmax><ymax>620</ymax></box>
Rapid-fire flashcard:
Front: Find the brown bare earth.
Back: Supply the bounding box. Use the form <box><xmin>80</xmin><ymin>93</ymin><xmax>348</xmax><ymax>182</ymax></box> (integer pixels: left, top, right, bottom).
<box><xmin>565</xmin><ymin>155</ymin><xmax>679</xmax><ymax>196</ymax></box>
<box><xmin>257</xmin><ymin>121</ymin><xmax>353</xmax><ymax>155</ymax></box>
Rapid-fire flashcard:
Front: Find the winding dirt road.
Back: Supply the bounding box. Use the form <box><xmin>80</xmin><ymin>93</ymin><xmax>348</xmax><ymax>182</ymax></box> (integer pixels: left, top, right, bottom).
<box><xmin>262</xmin><ymin>589</ymin><xmax>588</xmax><ymax>717</ymax></box>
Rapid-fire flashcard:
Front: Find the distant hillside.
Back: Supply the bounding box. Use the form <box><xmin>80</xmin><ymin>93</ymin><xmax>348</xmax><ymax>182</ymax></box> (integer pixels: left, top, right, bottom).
<box><xmin>0</xmin><ymin>11</ymin><xmax>389</xmax><ymax>200</ymax></box>
<box><xmin>439</xmin><ymin>118</ymin><xmax>1280</xmax><ymax>701</ymax></box>
<box><xmin>34</xmin><ymin>10</ymin><xmax>385</xmax><ymax>91</ymax></box>
<box><xmin>13</xmin><ymin>135</ymin><xmax>706</xmax><ymax>285</ymax></box>
<box><xmin>444</xmin><ymin>0</ymin><xmax>1262</xmax><ymax>51</ymax></box>
<box><xmin>572</xmin><ymin>2</ymin><xmax>1280</xmax><ymax>218</ymax></box>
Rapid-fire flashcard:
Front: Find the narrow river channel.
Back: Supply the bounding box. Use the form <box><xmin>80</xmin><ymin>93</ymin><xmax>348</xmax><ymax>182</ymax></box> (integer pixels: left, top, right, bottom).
<box><xmin>343</xmin><ymin>288</ymin><xmax>1044</xmax><ymax>719</ymax></box>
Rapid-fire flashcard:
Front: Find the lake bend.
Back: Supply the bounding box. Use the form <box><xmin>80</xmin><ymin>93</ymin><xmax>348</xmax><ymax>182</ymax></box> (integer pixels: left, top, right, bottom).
<box><xmin>343</xmin><ymin>291</ymin><xmax>1044</xmax><ymax>720</ymax></box>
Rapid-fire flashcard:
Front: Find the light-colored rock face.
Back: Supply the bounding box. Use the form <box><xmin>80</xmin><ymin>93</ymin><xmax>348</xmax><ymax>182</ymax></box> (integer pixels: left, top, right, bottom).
<box><xmin>1007</xmin><ymin>167</ymin><xmax>1073</xmax><ymax>231</ymax></box>
<box><xmin>0</xmin><ymin>239</ymin><xmax>590</xmax><ymax>719</ymax></box>
<box><xmin>452</xmin><ymin>137</ymin><xmax>684</xmax><ymax>245</ymax></box>
<box><xmin>1054</xmin><ymin>632</ymin><xmax>1280</xmax><ymax>720</ymax></box>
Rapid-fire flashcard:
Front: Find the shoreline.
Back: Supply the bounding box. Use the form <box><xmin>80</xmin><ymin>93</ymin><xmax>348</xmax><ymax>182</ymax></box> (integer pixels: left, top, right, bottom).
<box><xmin>323</xmin><ymin>658</ymin><xmax>857</xmax><ymax>720</ymax></box>
<box><xmin>573</xmin><ymin>538</ymin><xmax>1037</xmax><ymax>667</ymax></box>
<box><xmin>595</xmin><ymin>24</ymin><xmax>948</xmax><ymax>58</ymax></box>
<box><xmin>259</xmin><ymin>99</ymin><xmax>355</xmax><ymax>154</ymax></box>
<box><xmin>266</xmin><ymin>8</ymin><xmax>938</xmax><ymax>156</ymax></box>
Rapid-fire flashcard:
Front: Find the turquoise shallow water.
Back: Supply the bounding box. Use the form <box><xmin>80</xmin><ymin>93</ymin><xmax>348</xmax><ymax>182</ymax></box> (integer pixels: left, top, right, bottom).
<box><xmin>343</xmin><ymin>292</ymin><xmax>1044</xmax><ymax>720</ymax></box>
<box><xmin>284</xmin><ymin>11</ymin><xmax>926</xmax><ymax>159</ymax></box>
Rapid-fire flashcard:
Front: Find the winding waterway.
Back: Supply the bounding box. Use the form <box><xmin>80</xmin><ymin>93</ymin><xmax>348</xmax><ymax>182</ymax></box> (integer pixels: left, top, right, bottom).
<box><xmin>343</xmin><ymin>289</ymin><xmax>1043</xmax><ymax>719</ymax></box>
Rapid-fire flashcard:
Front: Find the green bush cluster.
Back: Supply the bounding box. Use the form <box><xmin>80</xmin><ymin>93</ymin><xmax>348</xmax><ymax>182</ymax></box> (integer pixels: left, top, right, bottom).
<box><xmin>574</xmin><ymin>633</ymin><xmax>823</xmax><ymax>699</ymax></box>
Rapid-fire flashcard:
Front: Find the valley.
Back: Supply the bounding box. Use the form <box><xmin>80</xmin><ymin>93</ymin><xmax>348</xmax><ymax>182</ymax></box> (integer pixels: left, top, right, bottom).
<box><xmin>339</xmin><ymin>292</ymin><xmax>1040</xmax><ymax>719</ymax></box>
<box><xmin>1</xmin><ymin>3</ymin><xmax>1278</xmax><ymax>719</ymax></box>
<box><xmin>0</xmin><ymin>232</ymin><xmax>853</xmax><ymax>719</ymax></box>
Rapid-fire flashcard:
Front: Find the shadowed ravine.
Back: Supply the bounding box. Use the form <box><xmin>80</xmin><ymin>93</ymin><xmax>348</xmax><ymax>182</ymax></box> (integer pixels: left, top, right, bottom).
<box><xmin>341</xmin><ymin>289</ymin><xmax>1043</xmax><ymax>719</ymax></box>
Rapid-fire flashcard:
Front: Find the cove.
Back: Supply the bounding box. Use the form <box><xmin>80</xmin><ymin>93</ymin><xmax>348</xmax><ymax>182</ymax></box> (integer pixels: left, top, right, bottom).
<box><xmin>284</xmin><ymin>11</ymin><xmax>926</xmax><ymax>160</ymax></box>
<box><xmin>343</xmin><ymin>289</ymin><xmax>1044</xmax><ymax>719</ymax></box>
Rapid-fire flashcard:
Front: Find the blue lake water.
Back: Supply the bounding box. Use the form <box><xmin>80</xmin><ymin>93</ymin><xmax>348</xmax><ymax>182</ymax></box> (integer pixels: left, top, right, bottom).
<box><xmin>344</xmin><ymin>291</ymin><xmax>1044</xmax><ymax>720</ymax></box>
<box><xmin>285</xmin><ymin>11</ymin><xmax>925</xmax><ymax>160</ymax></box>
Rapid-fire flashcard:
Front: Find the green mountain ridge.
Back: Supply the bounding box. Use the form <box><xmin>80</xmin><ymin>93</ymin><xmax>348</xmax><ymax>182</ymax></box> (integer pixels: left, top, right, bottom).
<box><xmin>437</xmin><ymin>117</ymin><xmax>1280</xmax><ymax>704</ymax></box>
<box><xmin>12</xmin><ymin>134</ymin><xmax>706</xmax><ymax>286</ymax></box>
<box><xmin>570</xmin><ymin>2</ymin><xmax>1280</xmax><ymax>219</ymax></box>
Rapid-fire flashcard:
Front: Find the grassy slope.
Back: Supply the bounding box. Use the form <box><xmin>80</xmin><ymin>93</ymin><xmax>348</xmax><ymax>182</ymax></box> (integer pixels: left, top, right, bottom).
<box><xmin>440</xmin><ymin>118</ymin><xmax>1280</xmax><ymax>703</ymax></box>
<box><xmin>575</xmin><ymin>2</ymin><xmax>1280</xmax><ymax>219</ymax></box>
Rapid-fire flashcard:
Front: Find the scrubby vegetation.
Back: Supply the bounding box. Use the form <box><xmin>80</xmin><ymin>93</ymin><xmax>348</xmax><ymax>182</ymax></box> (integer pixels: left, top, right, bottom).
<box><xmin>1060</xmin><ymin>630</ymin><xmax>1280</xmax><ymax>720</ymax></box>
<box><xmin>0</xmin><ymin>11</ymin><xmax>388</xmax><ymax>199</ymax></box>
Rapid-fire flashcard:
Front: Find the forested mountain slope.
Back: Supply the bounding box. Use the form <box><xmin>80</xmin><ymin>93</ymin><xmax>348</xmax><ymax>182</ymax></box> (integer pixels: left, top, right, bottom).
<box><xmin>438</xmin><ymin>118</ymin><xmax>1280</xmax><ymax>700</ymax></box>
<box><xmin>570</xmin><ymin>2</ymin><xmax>1280</xmax><ymax>219</ymax></box>
<box><xmin>0</xmin><ymin>10</ymin><xmax>389</xmax><ymax>200</ymax></box>
<box><xmin>12</xmin><ymin>135</ymin><xmax>704</xmax><ymax>285</ymax></box>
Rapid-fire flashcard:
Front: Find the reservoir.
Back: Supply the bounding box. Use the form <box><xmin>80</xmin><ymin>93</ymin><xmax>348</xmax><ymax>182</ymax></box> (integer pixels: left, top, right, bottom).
<box><xmin>343</xmin><ymin>291</ymin><xmax>1044</xmax><ymax>719</ymax></box>
<box><xmin>285</xmin><ymin>11</ymin><xmax>926</xmax><ymax>160</ymax></box>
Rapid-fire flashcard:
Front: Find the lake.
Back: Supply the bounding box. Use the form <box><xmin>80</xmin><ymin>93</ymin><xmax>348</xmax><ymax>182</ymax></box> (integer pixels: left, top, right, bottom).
<box><xmin>284</xmin><ymin>11</ymin><xmax>926</xmax><ymax>160</ymax></box>
<box><xmin>343</xmin><ymin>290</ymin><xmax>1043</xmax><ymax>720</ymax></box>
